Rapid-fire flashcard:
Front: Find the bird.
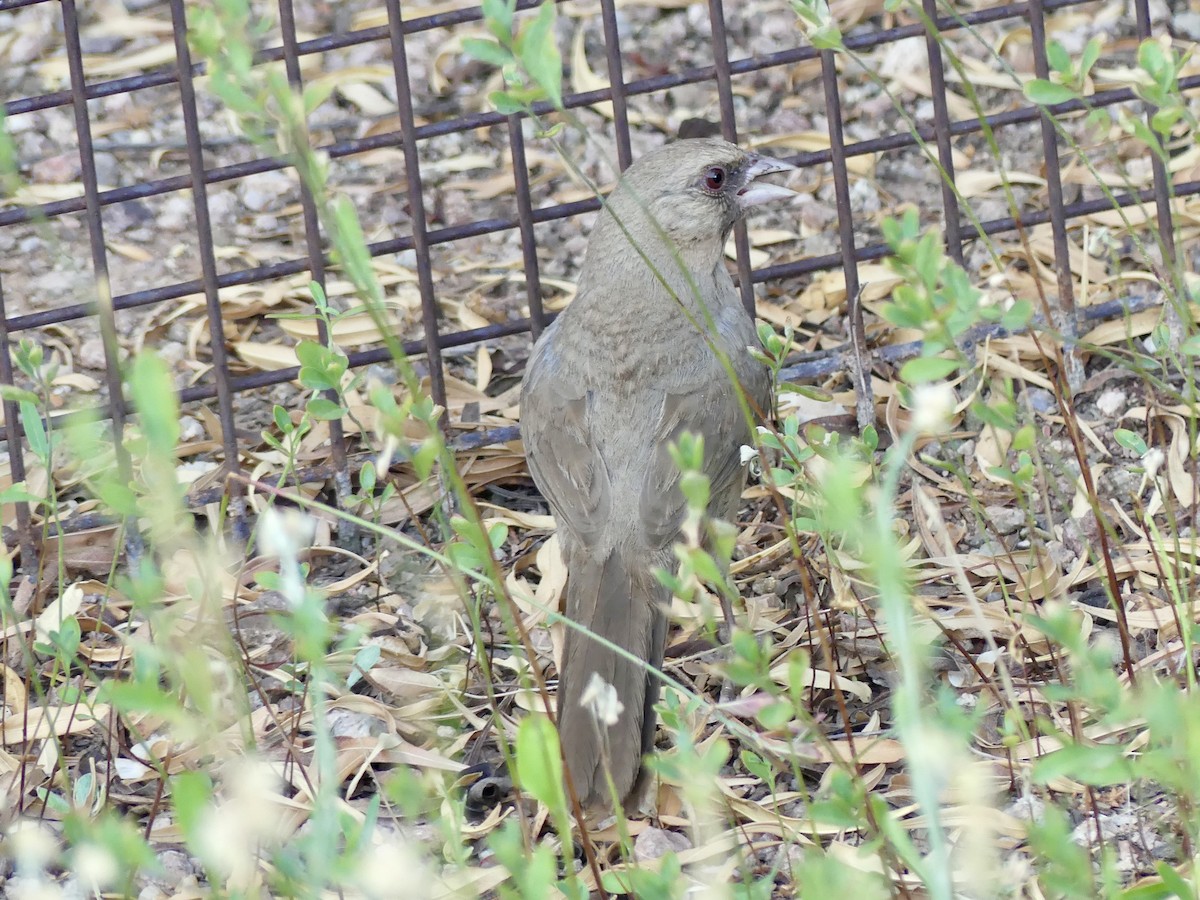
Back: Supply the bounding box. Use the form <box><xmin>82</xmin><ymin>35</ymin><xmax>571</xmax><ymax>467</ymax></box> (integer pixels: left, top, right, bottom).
<box><xmin>520</xmin><ymin>138</ymin><xmax>796</xmax><ymax>811</ymax></box>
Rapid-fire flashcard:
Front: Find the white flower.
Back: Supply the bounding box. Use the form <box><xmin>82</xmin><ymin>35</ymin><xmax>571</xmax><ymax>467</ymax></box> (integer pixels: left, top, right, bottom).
<box><xmin>739</xmin><ymin>444</ymin><xmax>757</xmax><ymax>465</ymax></box>
<box><xmin>579</xmin><ymin>673</ymin><xmax>624</xmax><ymax>727</ymax></box>
<box><xmin>72</xmin><ymin>844</ymin><xmax>119</xmax><ymax>889</ymax></box>
<box><xmin>909</xmin><ymin>381</ymin><xmax>957</xmax><ymax>435</ymax></box>
<box><xmin>1143</xmin><ymin>446</ymin><xmax>1165</xmax><ymax>482</ymax></box>
<box><xmin>7</xmin><ymin>820</ymin><xmax>58</xmax><ymax>871</ymax></box>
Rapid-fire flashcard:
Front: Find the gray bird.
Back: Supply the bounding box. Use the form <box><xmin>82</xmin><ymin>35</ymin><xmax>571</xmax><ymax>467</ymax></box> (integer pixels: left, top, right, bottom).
<box><xmin>520</xmin><ymin>138</ymin><xmax>796</xmax><ymax>810</ymax></box>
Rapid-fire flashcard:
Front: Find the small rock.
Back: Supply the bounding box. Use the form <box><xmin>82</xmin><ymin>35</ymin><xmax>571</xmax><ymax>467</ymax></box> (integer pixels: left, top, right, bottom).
<box><xmin>92</xmin><ymin>152</ymin><xmax>120</xmax><ymax>188</ymax></box>
<box><xmin>150</xmin><ymin>850</ymin><xmax>195</xmax><ymax>889</ymax></box>
<box><xmin>1095</xmin><ymin>388</ymin><xmax>1126</xmax><ymax>418</ymax></box>
<box><xmin>239</xmin><ymin>171</ymin><xmax>294</xmax><ymax>213</ymax></box>
<box><xmin>80</xmin><ymin>337</ymin><xmax>108</xmax><ymax>371</ymax></box>
<box><xmin>878</xmin><ymin>36</ymin><xmax>927</xmax><ymax>80</ymax></box>
<box><xmin>109</xmin><ymin>199</ymin><xmax>155</xmax><ymax>232</ymax></box>
<box><xmin>1025</xmin><ymin>388</ymin><xmax>1057</xmax><ymax>414</ymax></box>
<box><xmin>1171</xmin><ymin>11</ymin><xmax>1200</xmax><ymax>41</ymax></box>
<box><xmin>79</xmin><ymin>34</ymin><xmax>127</xmax><ymax>55</ymax></box>
<box><xmin>1045</xmin><ymin>540</ymin><xmax>1076</xmax><ymax>569</ymax></box>
<box><xmin>984</xmin><ymin>505</ymin><xmax>1025</xmax><ymax>535</ymax></box>
<box><xmin>1061</xmin><ymin>513</ymin><xmax>1098</xmax><ymax>559</ymax></box>
<box><xmin>34</xmin><ymin>270</ymin><xmax>81</xmax><ymax>309</ymax></box>
<box><xmin>8</xmin><ymin>30</ymin><xmax>53</xmax><ymax>65</ymax></box>
<box><xmin>156</xmin><ymin>195</ymin><xmax>194</xmax><ymax>232</ymax></box>
<box><xmin>31</xmin><ymin>152</ymin><xmax>81</xmax><ymax>184</ymax></box>
<box><xmin>849</xmin><ymin>177</ymin><xmax>880</xmax><ymax>214</ymax></box>
<box><xmin>977</xmin><ymin>539</ymin><xmax>1006</xmax><ymax>557</ymax></box>
<box><xmin>633</xmin><ymin>827</ymin><xmax>692</xmax><ymax>862</ymax></box>
<box><xmin>154</xmin><ymin>340</ymin><xmax>185</xmax><ymax>368</ymax></box>
<box><xmin>179</xmin><ymin>415</ymin><xmax>204</xmax><ymax>443</ymax></box>
<box><xmin>1004</xmin><ymin>794</ymin><xmax>1045</xmax><ymax>822</ymax></box>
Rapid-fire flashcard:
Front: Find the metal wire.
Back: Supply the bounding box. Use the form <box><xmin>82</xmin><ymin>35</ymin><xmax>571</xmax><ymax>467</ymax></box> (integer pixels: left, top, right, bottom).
<box><xmin>0</xmin><ymin>0</ymin><xmax>1194</xmax><ymax>552</ymax></box>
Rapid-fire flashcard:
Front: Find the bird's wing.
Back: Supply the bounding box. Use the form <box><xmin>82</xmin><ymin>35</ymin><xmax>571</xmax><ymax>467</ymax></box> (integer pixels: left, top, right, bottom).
<box><xmin>639</xmin><ymin>375</ymin><xmax>762</xmax><ymax>549</ymax></box>
<box><xmin>520</xmin><ymin>344</ymin><xmax>611</xmax><ymax>543</ymax></box>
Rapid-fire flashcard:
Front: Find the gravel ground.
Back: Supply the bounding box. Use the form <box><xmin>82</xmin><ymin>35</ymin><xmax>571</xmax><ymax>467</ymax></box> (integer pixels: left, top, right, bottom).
<box><xmin>0</xmin><ymin>0</ymin><xmax>1184</xmax><ymax>417</ymax></box>
<box><xmin>1</xmin><ymin>0</ymin><xmax>1198</xmax><ymax>894</ymax></box>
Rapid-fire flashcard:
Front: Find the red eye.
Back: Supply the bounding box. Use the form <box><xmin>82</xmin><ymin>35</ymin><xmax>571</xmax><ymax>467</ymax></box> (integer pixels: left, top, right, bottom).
<box><xmin>703</xmin><ymin>165</ymin><xmax>726</xmax><ymax>191</ymax></box>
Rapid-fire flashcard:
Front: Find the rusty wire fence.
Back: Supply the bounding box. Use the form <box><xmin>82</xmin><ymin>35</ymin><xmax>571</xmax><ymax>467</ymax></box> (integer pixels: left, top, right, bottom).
<box><xmin>0</xmin><ymin>0</ymin><xmax>1195</xmax><ymax>569</ymax></box>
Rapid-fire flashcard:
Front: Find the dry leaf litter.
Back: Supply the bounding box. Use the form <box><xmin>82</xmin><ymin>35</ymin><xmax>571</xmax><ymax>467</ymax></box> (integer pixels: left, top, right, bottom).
<box><xmin>1</xmin><ymin>0</ymin><xmax>1199</xmax><ymax>894</ymax></box>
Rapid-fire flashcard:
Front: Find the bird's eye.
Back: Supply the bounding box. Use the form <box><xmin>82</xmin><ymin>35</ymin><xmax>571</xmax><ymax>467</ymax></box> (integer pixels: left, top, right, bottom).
<box><xmin>703</xmin><ymin>165</ymin><xmax>727</xmax><ymax>192</ymax></box>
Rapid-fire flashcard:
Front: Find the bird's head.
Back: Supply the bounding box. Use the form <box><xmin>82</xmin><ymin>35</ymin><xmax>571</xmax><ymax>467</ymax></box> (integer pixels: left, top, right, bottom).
<box><xmin>603</xmin><ymin>138</ymin><xmax>798</xmax><ymax>250</ymax></box>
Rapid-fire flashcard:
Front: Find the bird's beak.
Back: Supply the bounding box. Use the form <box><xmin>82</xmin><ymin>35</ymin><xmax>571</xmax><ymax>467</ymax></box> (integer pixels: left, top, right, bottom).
<box><xmin>736</xmin><ymin>154</ymin><xmax>799</xmax><ymax>209</ymax></box>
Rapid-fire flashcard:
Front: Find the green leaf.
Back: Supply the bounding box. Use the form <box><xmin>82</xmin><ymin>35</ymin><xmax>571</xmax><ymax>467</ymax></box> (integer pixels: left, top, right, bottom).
<box><xmin>51</xmin><ymin>615</ymin><xmax>82</xmax><ymax>657</ymax></box>
<box><xmin>1178</xmin><ymin>334</ymin><xmax>1200</xmax><ymax>357</ymax></box>
<box><xmin>1011</xmin><ymin>424</ymin><xmax>1035</xmax><ymax>451</ymax></box>
<box><xmin>170</xmin><ymin>770</ymin><xmax>214</xmax><ymax>841</ymax></box>
<box><xmin>669</xmin><ymin>431</ymin><xmax>704</xmax><ymax>472</ymax></box>
<box><xmin>104</xmin><ymin>680</ymin><xmax>187</xmax><ymax>720</ymax></box>
<box><xmin>1150</xmin><ymin>105</ymin><xmax>1183</xmax><ymax>136</ymax></box>
<box><xmin>1033</xmin><ymin>742</ymin><xmax>1133</xmax><ymax>786</ymax></box>
<box><xmin>481</xmin><ymin>0</ymin><xmax>515</xmax><ymax>43</ymax></box>
<box><xmin>679</xmin><ymin>470</ymin><xmax>710</xmax><ymax>510</ymax></box>
<box><xmin>739</xmin><ymin>750</ymin><xmax>773</xmax><ymax>785</ymax></box>
<box><xmin>517</xmin><ymin>2</ymin><xmax>562</xmax><ymax>108</ymax></box>
<box><xmin>348</xmin><ymin>643</ymin><xmax>381</xmax><ymax>688</ymax></box>
<box><xmin>0</xmin><ymin>483</ymin><xmax>39</xmax><ymax>506</ymax></box>
<box><xmin>411</xmin><ymin>437</ymin><xmax>439</xmax><ymax>481</ymax></box>
<box><xmin>1150</xmin><ymin>862</ymin><xmax>1193</xmax><ymax>900</ymax></box>
<box><xmin>1137</xmin><ymin>39</ymin><xmax>1168</xmax><ymax>82</ymax></box>
<box><xmin>777</xmin><ymin>385</ymin><xmax>829</xmax><ymax>403</ymax></box>
<box><xmin>487</xmin><ymin>521</ymin><xmax>509</xmax><ymax>550</ymax></box>
<box><xmin>359</xmin><ymin>460</ymin><xmax>376</xmax><ymax>493</ymax></box>
<box><xmin>809</xmin><ymin>24</ymin><xmax>845</xmax><ymax>51</ymax></box>
<box><xmin>1023</xmin><ymin>79</ymin><xmax>1077</xmax><ymax>105</ymax></box>
<box><xmin>462</xmin><ymin>37</ymin><xmax>512</xmax><ymax>68</ymax></box>
<box><xmin>861</xmin><ymin>423</ymin><xmax>878</xmax><ymax>452</ymax></box>
<box><xmin>302</xmin><ymin>80</ymin><xmax>336</xmax><ymax>115</ymax></box>
<box><xmin>912</xmin><ymin>230</ymin><xmax>942</xmax><ymax>290</ymax></box>
<box><xmin>756</xmin><ymin>700</ymin><xmax>793</xmax><ymax>730</ymax></box>
<box><xmin>900</xmin><ymin>355</ymin><xmax>959</xmax><ymax>384</ymax></box>
<box><xmin>446</xmin><ymin>541</ymin><xmax>483</xmax><ymax>571</ymax></box>
<box><xmin>514</xmin><ymin>714</ymin><xmax>566</xmax><ymax>811</ymax></box>
<box><xmin>127</xmin><ymin>353</ymin><xmax>180</xmax><ymax>455</ymax></box>
<box><xmin>97</xmin><ymin>480</ymin><xmax>138</xmax><ymax>518</ymax></box>
<box><xmin>880</xmin><ymin>302</ymin><xmax>925</xmax><ymax>330</ymax></box>
<box><xmin>0</xmin><ymin>384</ymin><xmax>39</xmax><ymax>405</ymax></box>
<box><xmin>294</xmin><ymin>339</ymin><xmax>326</xmax><ymax>369</ymax></box>
<box><xmin>1079</xmin><ymin>36</ymin><xmax>1102</xmax><ymax>81</ymax></box>
<box><xmin>808</xmin><ymin>798</ymin><xmax>860</xmax><ymax>828</ymax></box>
<box><xmin>488</xmin><ymin>90</ymin><xmax>527</xmax><ymax>115</ymax></box>
<box><xmin>1122</xmin><ymin>110</ymin><xmax>1165</xmax><ymax>158</ymax></box>
<box><xmin>1000</xmin><ymin>298</ymin><xmax>1034</xmax><ymax>331</ymax></box>
<box><xmin>1045</xmin><ymin>40</ymin><xmax>1071</xmax><ymax>75</ymax></box>
<box><xmin>305</xmin><ymin>396</ymin><xmax>347</xmax><ymax>421</ymax></box>
<box><xmin>1113</xmin><ymin>428</ymin><xmax>1147</xmax><ymax>456</ymax></box>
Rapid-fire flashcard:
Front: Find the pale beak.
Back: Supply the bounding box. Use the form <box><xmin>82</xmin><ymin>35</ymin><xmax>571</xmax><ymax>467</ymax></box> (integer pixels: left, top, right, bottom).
<box><xmin>735</xmin><ymin>153</ymin><xmax>799</xmax><ymax>209</ymax></box>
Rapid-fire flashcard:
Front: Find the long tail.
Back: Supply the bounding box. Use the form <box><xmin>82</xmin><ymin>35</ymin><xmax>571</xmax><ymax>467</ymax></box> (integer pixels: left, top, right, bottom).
<box><xmin>557</xmin><ymin>544</ymin><xmax>668</xmax><ymax>809</ymax></box>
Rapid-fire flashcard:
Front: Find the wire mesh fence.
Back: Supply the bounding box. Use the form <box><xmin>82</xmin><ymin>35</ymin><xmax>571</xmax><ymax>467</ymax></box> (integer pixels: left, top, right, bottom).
<box><xmin>0</xmin><ymin>0</ymin><xmax>1195</xmax><ymax>569</ymax></box>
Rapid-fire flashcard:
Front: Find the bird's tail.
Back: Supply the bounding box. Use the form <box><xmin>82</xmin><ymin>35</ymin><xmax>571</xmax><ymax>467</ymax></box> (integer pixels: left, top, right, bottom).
<box><xmin>556</xmin><ymin>543</ymin><xmax>668</xmax><ymax>810</ymax></box>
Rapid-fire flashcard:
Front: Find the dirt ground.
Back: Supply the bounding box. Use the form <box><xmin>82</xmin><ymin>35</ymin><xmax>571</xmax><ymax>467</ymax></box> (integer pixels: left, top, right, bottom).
<box><xmin>2</xmin><ymin>0</ymin><xmax>1200</xmax><ymax>893</ymax></box>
